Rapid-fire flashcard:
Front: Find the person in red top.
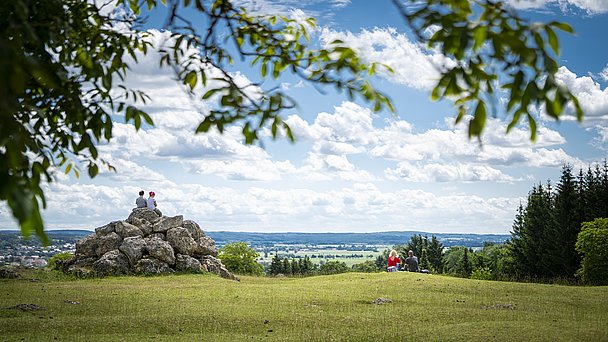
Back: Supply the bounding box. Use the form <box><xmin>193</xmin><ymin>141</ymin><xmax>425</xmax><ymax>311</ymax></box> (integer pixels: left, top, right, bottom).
<box><xmin>387</xmin><ymin>249</ymin><xmax>401</xmax><ymax>272</ymax></box>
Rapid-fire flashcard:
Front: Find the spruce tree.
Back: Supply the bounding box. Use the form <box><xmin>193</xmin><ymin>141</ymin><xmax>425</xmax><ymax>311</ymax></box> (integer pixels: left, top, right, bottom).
<box><xmin>553</xmin><ymin>164</ymin><xmax>581</xmax><ymax>277</ymax></box>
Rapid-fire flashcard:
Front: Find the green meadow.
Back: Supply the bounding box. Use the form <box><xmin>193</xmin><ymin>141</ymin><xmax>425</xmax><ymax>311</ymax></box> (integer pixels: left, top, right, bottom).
<box><xmin>1</xmin><ymin>270</ymin><xmax>606</xmax><ymax>341</ymax></box>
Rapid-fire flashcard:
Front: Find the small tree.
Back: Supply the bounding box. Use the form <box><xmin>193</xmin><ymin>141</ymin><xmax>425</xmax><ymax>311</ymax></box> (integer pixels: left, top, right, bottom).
<box><xmin>352</xmin><ymin>260</ymin><xmax>378</xmax><ymax>273</ymax></box>
<box><xmin>268</xmin><ymin>254</ymin><xmax>283</xmax><ymax>276</ymax></box>
<box><xmin>319</xmin><ymin>261</ymin><xmax>349</xmax><ymax>275</ymax></box>
<box><xmin>218</xmin><ymin>242</ymin><xmax>263</xmax><ymax>276</ymax></box>
<box><xmin>575</xmin><ymin>218</ymin><xmax>608</xmax><ymax>285</ymax></box>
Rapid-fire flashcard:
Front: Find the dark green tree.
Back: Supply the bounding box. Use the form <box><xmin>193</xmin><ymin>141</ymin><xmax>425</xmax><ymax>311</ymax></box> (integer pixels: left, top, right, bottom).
<box><xmin>426</xmin><ymin>236</ymin><xmax>445</xmax><ymax>273</ymax></box>
<box><xmin>319</xmin><ymin>261</ymin><xmax>349</xmax><ymax>275</ymax></box>
<box><xmin>459</xmin><ymin>248</ymin><xmax>472</xmax><ymax>278</ymax></box>
<box><xmin>281</xmin><ymin>258</ymin><xmax>291</xmax><ymax>276</ymax></box>
<box><xmin>268</xmin><ymin>254</ymin><xmax>283</xmax><ymax>276</ymax></box>
<box><xmin>552</xmin><ymin>164</ymin><xmax>581</xmax><ymax>277</ymax></box>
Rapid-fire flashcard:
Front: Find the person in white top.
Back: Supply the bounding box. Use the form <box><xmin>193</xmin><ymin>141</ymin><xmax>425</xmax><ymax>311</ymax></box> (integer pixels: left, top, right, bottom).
<box><xmin>147</xmin><ymin>191</ymin><xmax>163</xmax><ymax>217</ymax></box>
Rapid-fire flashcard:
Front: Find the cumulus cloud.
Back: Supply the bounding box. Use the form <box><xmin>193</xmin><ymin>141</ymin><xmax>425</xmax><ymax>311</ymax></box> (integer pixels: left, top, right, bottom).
<box><xmin>385</xmin><ymin>162</ymin><xmax>516</xmax><ymax>182</ymax></box>
<box><xmin>319</xmin><ymin>28</ymin><xmax>455</xmax><ymax>91</ymax></box>
<box><xmin>31</xmin><ymin>180</ymin><xmax>520</xmax><ymax>234</ymax></box>
<box><xmin>556</xmin><ymin>66</ymin><xmax>608</xmax><ymax>122</ymax></box>
<box><xmin>506</xmin><ymin>0</ymin><xmax>608</xmax><ymax>14</ymax></box>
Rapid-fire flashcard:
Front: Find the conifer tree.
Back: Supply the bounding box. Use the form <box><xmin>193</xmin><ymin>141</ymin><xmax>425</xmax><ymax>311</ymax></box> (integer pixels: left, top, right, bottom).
<box><xmin>553</xmin><ymin>164</ymin><xmax>581</xmax><ymax>276</ymax></box>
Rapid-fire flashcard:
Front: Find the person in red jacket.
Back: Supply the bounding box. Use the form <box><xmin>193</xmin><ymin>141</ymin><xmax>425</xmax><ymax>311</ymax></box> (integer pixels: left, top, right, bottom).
<box><xmin>387</xmin><ymin>249</ymin><xmax>401</xmax><ymax>272</ymax></box>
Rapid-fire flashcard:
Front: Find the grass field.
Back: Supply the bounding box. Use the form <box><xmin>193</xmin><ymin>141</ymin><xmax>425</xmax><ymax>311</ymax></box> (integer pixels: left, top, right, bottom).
<box><xmin>1</xmin><ymin>270</ymin><xmax>607</xmax><ymax>341</ymax></box>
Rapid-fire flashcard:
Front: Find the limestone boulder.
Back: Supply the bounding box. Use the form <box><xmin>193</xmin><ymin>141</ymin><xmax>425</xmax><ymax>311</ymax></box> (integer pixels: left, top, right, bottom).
<box><xmin>147</xmin><ymin>233</ymin><xmax>165</xmax><ymax>240</ymax></box>
<box><xmin>127</xmin><ymin>208</ymin><xmax>161</xmax><ymax>224</ymax></box>
<box><xmin>75</xmin><ymin>233</ymin><xmax>98</xmax><ymax>257</ymax></box>
<box><xmin>166</xmin><ymin>227</ymin><xmax>197</xmax><ymax>256</ymax></box>
<box><xmin>134</xmin><ymin>258</ymin><xmax>174</xmax><ymax>275</ymax></box>
<box><xmin>96</xmin><ymin>232</ymin><xmax>122</xmax><ymax>257</ymax></box>
<box><xmin>152</xmin><ymin>215</ymin><xmax>184</xmax><ymax>233</ymax></box>
<box><xmin>115</xmin><ymin>221</ymin><xmax>143</xmax><ymax>239</ymax></box>
<box><xmin>145</xmin><ymin>237</ymin><xmax>175</xmax><ymax>265</ymax></box>
<box><xmin>175</xmin><ymin>254</ymin><xmax>203</xmax><ymax>273</ymax></box>
<box><xmin>183</xmin><ymin>220</ymin><xmax>204</xmax><ymax>240</ymax></box>
<box><xmin>195</xmin><ymin>236</ymin><xmax>218</xmax><ymax>257</ymax></box>
<box><xmin>119</xmin><ymin>236</ymin><xmax>147</xmax><ymax>266</ymax></box>
<box><xmin>200</xmin><ymin>255</ymin><xmax>239</xmax><ymax>281</ymax></box>
<box><xmin>95</xmin><ymin>221</ymin><xmax>119</xmax><ymax>236</ymax></box>
<box><xmin>92</xmin><ymin>250</ymin><xmax>130</xmax><ymax>276</ymax></box>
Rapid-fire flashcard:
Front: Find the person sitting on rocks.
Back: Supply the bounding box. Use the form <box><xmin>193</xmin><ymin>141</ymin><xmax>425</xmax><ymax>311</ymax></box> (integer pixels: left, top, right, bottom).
<box><xmin>147</xmin><ymin>191</ymin><xmax>163</xmax><ymax>217</ymax></box>
<box><xmin>404</xmin><ymin>250</ymin><xmax>419</xmax><ymax>272</ymax></box>
<box><xmin>135</xmin><ymin>190</ymin><xmax>147</xmax><ymax>208</ymax></box>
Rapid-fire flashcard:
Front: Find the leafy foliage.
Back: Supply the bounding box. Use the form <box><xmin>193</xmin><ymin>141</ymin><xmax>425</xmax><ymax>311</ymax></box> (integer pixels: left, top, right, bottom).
<box><xmin>575</xmin><ymin>218</ymin><xmax>608</xmax><ymax>285</ymax></box>
<box><xmin>218</xmin><ymin>242</ymin><xmax>263</xmax><ymax>276</ymax></box>
<box><xmin>318</xmin><ymin>260</ymin><xmax>349</xmax><ymax>275</ymax></box>
<box><xmin>392</xmin><ymin>0</ymin><xmax>582</xmax><ymax>140</ymax></box>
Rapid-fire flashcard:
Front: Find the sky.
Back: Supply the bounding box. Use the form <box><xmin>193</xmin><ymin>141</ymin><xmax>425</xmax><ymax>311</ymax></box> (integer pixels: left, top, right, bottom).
<box><xmin>2</xmin><ymin>0</ymin><xmax>608</xmax><ymax>235</ymax></box>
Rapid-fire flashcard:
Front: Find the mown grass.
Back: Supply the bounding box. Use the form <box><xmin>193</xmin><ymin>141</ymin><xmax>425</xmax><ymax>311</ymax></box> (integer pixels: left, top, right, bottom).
<box><xmin>0</xmin><ymin>270</ymin><xmax>606</xmax><ymax>341</ymax></box>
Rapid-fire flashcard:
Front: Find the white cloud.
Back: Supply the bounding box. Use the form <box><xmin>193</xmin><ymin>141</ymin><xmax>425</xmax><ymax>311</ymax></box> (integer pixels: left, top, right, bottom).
<box><xmin>600</xmin><ymin>65</ymin><xmax>608</xmax><ymax>82</ymax></box>
<box><xmin>319</xmin><ymin>28</ymin><xmax>455</xmax><ymax>91</ymax></box>
<box><xmin>556</xmin><ymin>66</ymin><xmax>608</xmax><ymax>122</ymax></box>
<box><xmin>385</xmin><ymin>162</ymin><xmax>516</xmax><ymax>182</ymax></box>
<box><xmin>506</xmin><ymin>0</ymin><xmax>608</xmax><ymax>14</ymax></box>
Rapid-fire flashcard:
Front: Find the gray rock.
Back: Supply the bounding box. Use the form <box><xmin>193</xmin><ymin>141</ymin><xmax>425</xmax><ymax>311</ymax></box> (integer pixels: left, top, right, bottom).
<box><xmin>115</xmin><ymin>221</ymin><xmax>143</xmax><ymax>239</ymax></box>
<box><xmin>66</xmin><ymin>265</ymin><xmax>94</xmax><ymax>278</ymax></box>
<box><xmin>145</xmin><ymin>237</ymin><xmax>175</xmax><ymax>265</ymax></box>
<box><xmin>96</xmin><ymin>232</ymin><xmax>122</xmax><ymax>257</ymax></box>
<box><xmin>152</xmin><ymin>215</ymin><xmax>183</xmax><ymax>233</ymax></box>
<box><xmin>166</xmin><ymin>227</ymin><xmax>197</xmax><ymax>256</ymax></box>
<box><xmin>125</xmin><ymin>217</ymin><xmax>153</xmax><ymax>237</ymax></box>
<box><xmin>195</xmin><ymin>236</ymin><xmax>218</xmax><ymax>256</ymax></box>
<box><xmin>127</xmin><ymin>208</ymin><xmax>161</xmax><ymax>224</ymax></box>
<box><xmin>92</xmin><ymin>250</ymin><xmax>130</xmax><ymax>276</ymax></box>
<box><xmin>95</xmin><ymin>221</ymin><xmax>119</xmax><ymax>236</ymax></box>
<box><xmin>75</xmin><ymin>233</ymin><xmax>98</xmax><ymax>257</ymax></box>
<box><xmin>175</xmin><ymin>254</ymin><xmax>203</xmax><ymax>273</ymax></box>
<box><xmin>199</xmin><ymin>255</ymin><xmax>239</xmax><ymax>281</ymax></box>
<box><xmin>119</xmin><ymin>236</ymin><xmax>147</xmax><ymax>266</ymax></box>
<box><xmin>183</xmin><ymin>220</ymin><xmax>204</xmax><ymax>240</ymax></box>
<box><xmin>147</xmin><ymin>233</ymin><xmax>165</xmax><ymax>240</ymax></box>
<box><xmin>134</xmin><ymin>258</ymin><xmax>174</xmax><ymax>275</ymax></box>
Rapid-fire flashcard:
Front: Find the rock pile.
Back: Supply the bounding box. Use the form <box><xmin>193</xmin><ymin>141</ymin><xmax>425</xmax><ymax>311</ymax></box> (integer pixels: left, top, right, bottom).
<box><xmin>56</xmin><ymin>209</ymin><xmax>237</xmax><ymax>280</ymax></box>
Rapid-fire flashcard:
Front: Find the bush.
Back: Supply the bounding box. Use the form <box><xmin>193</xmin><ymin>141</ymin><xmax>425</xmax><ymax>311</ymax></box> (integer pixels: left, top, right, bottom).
<box><xmin>48</xmin><ymin>252</ymin><xmax>73</xmax><ymax>270</ymax></box>
<box><xmin>319</xmin><ymin>261</ymin><xmax>348</xmax><ymax>275</ymax></box>
<box><xmin>351</xmin><ymin>260</ymin><xmax>378</xmax><ymax>273</ymax></box>
<box><xmin>218</xmin><ymin>242</ymin><xmax>263</xmax><ymax>276</ymax></box>
<box><xmin>470</xmin><ymin>266</ymin><xmax>493</xmax><ymax>281</ymax></box>
<box><xmin>575</xmin><ymin>218</ymin><xmax>608</xmax><ymax>285</ymax></box>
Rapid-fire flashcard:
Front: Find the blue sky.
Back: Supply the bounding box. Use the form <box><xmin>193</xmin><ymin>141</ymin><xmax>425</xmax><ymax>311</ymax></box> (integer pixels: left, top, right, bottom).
<box><xmin>1</xmin><ymin>0</ymin><xmax>607</xmax><ymax>234</ymax></box>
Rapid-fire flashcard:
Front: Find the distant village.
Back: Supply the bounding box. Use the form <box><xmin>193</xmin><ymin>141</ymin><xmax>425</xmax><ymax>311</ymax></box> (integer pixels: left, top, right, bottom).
<box><xmin>0</xmin><ymin>231</ymin><xmax>78</xmax><ymax>268</ymax></box>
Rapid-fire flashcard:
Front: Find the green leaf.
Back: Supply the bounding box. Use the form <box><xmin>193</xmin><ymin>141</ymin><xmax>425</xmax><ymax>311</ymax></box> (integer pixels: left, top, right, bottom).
<box><xmin>549</xmin><ymin>21</ymin><xmax>574</xmax><ymax>34</ymax></box>
<box><xmin>545</xmin><ymin>26</ymin><xmax>559</xmax><ymax>55</ymax></box>
<box><xmin>185</xmin><ymin>71</ymin><xmax>197</xmax><ymax>90</ymax></box>
<box><xmin>473</xmin><ymin>26</ymin><xmax>487</xmax><ymax>51</ymax></box>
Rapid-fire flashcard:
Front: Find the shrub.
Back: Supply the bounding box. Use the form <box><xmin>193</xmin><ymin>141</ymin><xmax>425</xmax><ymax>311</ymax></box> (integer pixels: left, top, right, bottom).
<box><xmin>470</xmin><ymin>266</ymin><xmax>493</xmax><ymax>281</ymax></box>
<box><xmin>319</xmin><ymin>261</ymin><xmax>348</xmax><ymax>275</ymax></box>
<box><xmin>352</xmin><ymin>260</ymin><xmax>378</xmax><ymax>273</ymax></box>
<box><xmin>575</xmin><ymin>218</ymin><xmax>608</xmax><ymax>285</ymax></box>
<box><xmin>48</xmin><ymin>252</ymin><xmax>73</xmax><ymax>270</ymax></box>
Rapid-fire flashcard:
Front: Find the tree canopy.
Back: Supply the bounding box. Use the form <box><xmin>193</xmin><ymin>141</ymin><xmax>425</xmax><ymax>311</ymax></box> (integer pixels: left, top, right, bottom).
<box><xmin>1</xmin><ymin>0</ymin><xmax>581</xmax><ymax>242</ymax></box>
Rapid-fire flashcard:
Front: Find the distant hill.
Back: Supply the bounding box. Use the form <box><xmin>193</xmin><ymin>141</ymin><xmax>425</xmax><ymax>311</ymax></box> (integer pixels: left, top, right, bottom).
<box><xmin>205</xmin><ymin>231</ymin><xmax>509</xmax><ymax>247</ymax></box>
<box><xmin>0</xmin><ymin>229</ymin><xmax>509</xmax><ymax>247</ymax></box>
